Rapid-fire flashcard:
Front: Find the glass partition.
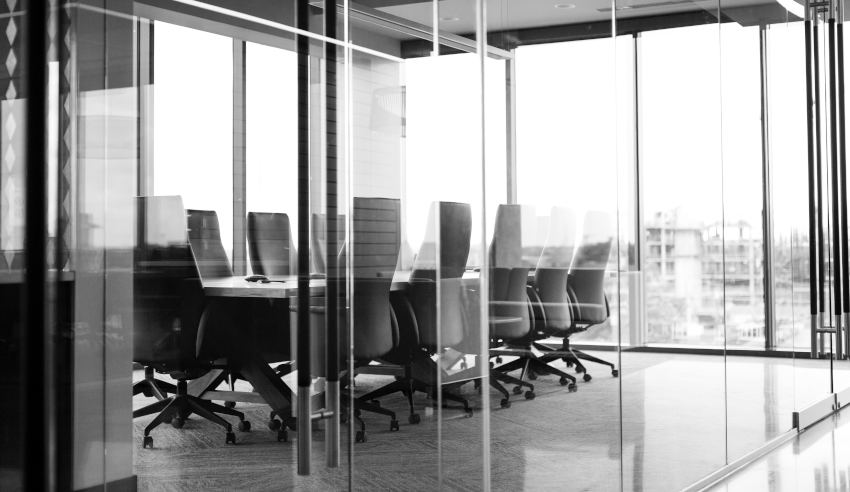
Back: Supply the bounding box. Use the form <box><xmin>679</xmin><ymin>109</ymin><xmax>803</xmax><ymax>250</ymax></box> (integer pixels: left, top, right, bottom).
<box><xmin>11</xmin><ymin>0</ymin><xmax>850</xmax><ymax>490</ymax></box>
<box><xmin>511</xmin><ymin>16</ymin><xmax>624</xmax><ymax>491</ymax></box>
<box><xmin>626</xmin><ymin>19</ymin><xmax>729</xmax><ymax>490</ymax></box>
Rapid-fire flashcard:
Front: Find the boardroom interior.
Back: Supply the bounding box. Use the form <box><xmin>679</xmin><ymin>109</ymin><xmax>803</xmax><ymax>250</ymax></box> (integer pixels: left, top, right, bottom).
<box><xmin>4</xmin><ymin>0</ymin><xmax>850</xmax><ymax>491</ymax></box>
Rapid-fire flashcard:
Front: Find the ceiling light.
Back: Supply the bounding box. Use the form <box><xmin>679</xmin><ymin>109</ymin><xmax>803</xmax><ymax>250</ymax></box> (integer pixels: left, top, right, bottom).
<box><xmin>554</xmin><ymin>3</ymin><xmax>576</xmax><ymax>8</ymax></box>
<box><xmin>440</xmin><ymin>16</ymin><xmax>460</xmax><ymax>21</ymax></box>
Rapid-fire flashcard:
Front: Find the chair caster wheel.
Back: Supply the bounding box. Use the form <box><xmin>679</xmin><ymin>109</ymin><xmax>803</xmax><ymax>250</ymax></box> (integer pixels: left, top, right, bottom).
<box><xmin>238</xmin><ymin>420</ymin><xmax>251</xmax><ymax>432</ymax></box>
<box><xmin>390</xmin><ymin>419</ymin><xmax>400</xmax><ymax>431</ymax></box>
<box><xmin>512</xmin><ymin>386</ymin><xmax>523</xmax><ymax>395</ymax></box>
<box><xmin>500</xmin><ymin>398</ymin><xmax>511</xmax><ymax>409</ymax></box>
<box><xmin>268</xmin><ymin>419</ymin><xmax>281</xmax><ymax>431</ymax></box>
<box><xmin>371</xmin><ymin>400</ymin><xmax>381</xmax><ymax>407</ymax></box>
<box><xmin>496</xmin><ymin>356</ymin><xmax>503</xmax><ymax>363</ymax></box>
<box><xmin>224</xmin><ymin>401</ymin><xmax>236</xmax><ymax>409</ymax></box>
<box><xmin>341</xmin><ymin>413</ymin><xmax>349</xmax><ymax>424</ymax></box>
<box><xmin>612</xmin><ymin>369</ymin><xmax>619</xmax><ymax>377</ymax></box>
<box><xmin>225</xmin><ymin>432</ymin><xmax>236</xmax><ymax>445</ymax></box>
<box><xmin>277</xmin><ymin>429</ymin><xmax>288</xmax><ymax>442</ymax></box>
<box><xmin>355</xmin><ymin>430</ymin><xmax>367</xmax><ymax>443</ymax></box>
<box><xmin>528</xmin><ymin>371</ymin><xmax>537</xmax><ymax>381</ymax></box>
<box><xmin>559</xmin><ymin>376</ymin><xmax>570</xmax><ymax>386</ymax></box>
<box><xmin>171</xmin><ymin>416</ymin><xmax>185</xmax><ymax>429</ymax></box>
<box><xmin>465</xmin><ymin>408</ymin><xmax>474</xmax><ymax>417</ymax></box>
<box><xmin>568</xmin><ymin>383</ymin><xmax>578</xmax><ymax>393</ymax></box>
<box><xmin>525</xmin><ymin>391</ymin><xmax>535</xmax><ymax>400</ymax></box>
<box><xmin>409</xmin><ymin>413</ymin><xmax>421</xmax><ymax>424</ymax></box>
<box><xmin>142</xmin><ymin>436</ymin><xmax>153</xmax><ymax>449</ymax></box>
<box><xmin>142</xmin><ymin>388</ymin><xmax>154</xmax><ymax>398</ymax></box>
<box><xmin>583</xmin><ymin>373</ymin><xmax>592</xmax><ymax>382</ymax></box>
<box><xmin>460</xmin><ymin>360</ymin><xmax>468</xmax><ymax>370</ymax></box>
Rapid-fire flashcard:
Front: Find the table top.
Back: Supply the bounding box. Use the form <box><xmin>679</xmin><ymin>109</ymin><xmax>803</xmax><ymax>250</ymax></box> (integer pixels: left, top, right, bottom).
<box><xmin>203</xmin><ymin>271</ymin><xmax>479</xmax><ymax>298</ymax></box>
<box><xmin>0</xmin><ymin>270</ymin><xmax>76</xmax><ymax>285</ymax></box>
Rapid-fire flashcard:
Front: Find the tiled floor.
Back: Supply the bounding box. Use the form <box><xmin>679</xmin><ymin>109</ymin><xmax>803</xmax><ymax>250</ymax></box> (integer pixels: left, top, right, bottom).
<box><xmin>132</xmin><ymin>352</ymin><xmax>850</xmax><ymax>491</ymax></box>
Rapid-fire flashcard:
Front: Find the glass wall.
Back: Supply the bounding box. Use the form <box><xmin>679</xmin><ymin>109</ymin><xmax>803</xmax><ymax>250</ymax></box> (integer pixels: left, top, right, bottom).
<box><xmin>5</xmin><ymin>1</ymin><xmax>850</xmax><ymax>491</ymax></box>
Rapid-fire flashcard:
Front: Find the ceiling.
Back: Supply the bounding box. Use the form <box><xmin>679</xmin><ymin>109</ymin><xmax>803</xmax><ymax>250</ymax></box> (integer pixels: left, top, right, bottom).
<box><xmin>362</xmin><ymin>0</ymin><xmax>801</xmax><ymax>35</ymax></box>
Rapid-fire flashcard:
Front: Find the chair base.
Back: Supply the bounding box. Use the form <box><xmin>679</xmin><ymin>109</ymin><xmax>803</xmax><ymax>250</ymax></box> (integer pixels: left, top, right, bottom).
<box><xmin>536</xmin><ymin>340</ymin><xmax>619</xmax><ymax>379</ymax></box>
<box><xmin>357</xmin><ymin>363</ymin><xmax>474</xmax><ymax>425</ymax></box>
<box><xmin>494</xmin><ymin>355</ymin><xmax>578</xmax><ymax>391</ymax></box>
<box><xmin>133</xmin><ymin>366</ymin><xmax>177</xmax><ymax>400</ymax></box>
<box><xmin>134</xmin><ymin>379</ymin><xmax>248</xmax><ymax>448</ymax></box>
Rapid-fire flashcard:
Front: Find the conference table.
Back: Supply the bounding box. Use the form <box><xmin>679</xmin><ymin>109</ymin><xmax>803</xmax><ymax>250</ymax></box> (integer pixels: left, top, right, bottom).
<box><xmin>195</xmin><ymin>270</ymin><xmax>482</xmax><ymax>428</ymax></box>
<box><xmin>202</xmin><ymin>270</ymin><xmax>481</xmax><ymax>297</ymax></box>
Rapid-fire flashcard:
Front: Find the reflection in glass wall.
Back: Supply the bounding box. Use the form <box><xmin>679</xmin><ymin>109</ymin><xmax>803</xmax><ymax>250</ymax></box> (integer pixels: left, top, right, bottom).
<box><xmin>625</xmin><ymin>20</ymin><xmax>728</xmax><ymax>491</ymax></box>
<box><xmin>10</xmin><ymin>0</ymin><xmax>850</xmax><ymax>490</ymax></box>
<box><xmin>513</xmin><ymin>32</ymin><xmax>624</xmax><ymax>490</ymax></box>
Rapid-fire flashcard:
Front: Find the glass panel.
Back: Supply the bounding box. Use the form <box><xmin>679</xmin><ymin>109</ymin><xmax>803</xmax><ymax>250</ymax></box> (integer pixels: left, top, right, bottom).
<box><xmin>770</xmin><ymin>21</ymin><xmax>813</xmax><ymax>354</ymax></box>
<box><xmin>720</xmin><ymin>19</ymin><xmax>794</xmax><ymax>462</ymax></box>
<box><xmin>65</xmin><ymin>2</ymin><xmax>138</xmax><ymax>490</ymax></box>
<box><xmin>392</xmin><ymin>1</ymin><xmax>490</xmax><ymax>487</ymax></box>
<box><xmin>629</xmin><ymin>21</ymin><xmax>728</xmax><ymax>489</ymax></box>
<box><xmin>766</xmin><ymin>9</ymin><xmax>835</xmax><ymax>431</ymax></box>
<box><xmin>512</xmin><ymin>20</ymin><xmax>624</xmax><ymax>492</ymax></box>
<box><xmin>30</xmin><ymin>0</ymin><xmax>847</xmax><ymax>489</ymax></box>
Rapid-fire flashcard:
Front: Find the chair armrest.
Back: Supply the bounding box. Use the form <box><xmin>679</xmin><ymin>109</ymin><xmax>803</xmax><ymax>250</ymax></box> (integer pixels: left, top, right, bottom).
<box><xmin>525</xmin><ymin>285</ymin><xmax>547</xmax><ymax>331</ymax></box>
<box><xmin>389</xmin><ymin>303</ymin><xmax>400</xmax><ymax>348</ymax></box>
<box><xmin>566</xmin><ymin>284</ymin><xmax>581</xmax><ymax>325</ymax></box>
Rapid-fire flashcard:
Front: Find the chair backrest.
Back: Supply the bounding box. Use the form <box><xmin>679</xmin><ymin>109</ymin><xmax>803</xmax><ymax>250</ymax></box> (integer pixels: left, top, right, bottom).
<box><xmin>411</xmin><ymin>201</ymin><xmax>472</xmax><ymax>280</ymax></box>
<box><xmin>488</xmin><ymin>204</ymin><xmax>531</xmax><ymax>340</ymax></box>
<box><xmin>133</xmin><ymin>196</ymin><xmax>206</xmax><ymax>370</ymax></box>
<box><xmin>534</xmin><ymin>207</ymin><xmax>577</xmax><ymax>331</ymax></box>
<box><xmin>247</xmin><ymin>212</ymin><xmax>295</xmax><ymax>276</ymax></box>
<box><xmin>409</xmin><ymin>201</ymin><xmax>472</xmax><ymax>349</ymax></box>
<box><xmin>568</xmin><ymin>210</ymin><xmax>614</xmax><ymax>325</ymax></box>
<box><xmin>490</xmin><ymin>204</ymin><xmax>523</xmax><ymax>269</ymax></box>
<box><xmin>311</xmin><ymin>213</ymin><xmax>346</xmax><ymax>275</ymax></box>
<box><xmin>349</xmin><ymin>197</ymin><xmax>401</xmax><ymax>359</ymax></box>
<box><xmin>186</xmin><ymin>209</ymin><xmax>233</xmax><ymax>279</ymax></box>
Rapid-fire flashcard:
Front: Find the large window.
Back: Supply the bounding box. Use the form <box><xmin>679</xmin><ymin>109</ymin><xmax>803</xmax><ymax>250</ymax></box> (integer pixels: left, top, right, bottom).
<box><xmin>405</xmin><ymin>53</ymin><xmax>507</xmax><ymax>268</ymax></box>
<box><xmin>640</xmin><ymin>23</ymin><xmax>764</xmax><ymax>347</ymax></box>
<box><xmin>153</xmin><ymin>23</ymin><xmax>234</xmax><ymax>259</ymax></box>
<box><xmin>515</xmin><ymin>36</ymin><xmax>633</xmax><ymax>344</ymax></box>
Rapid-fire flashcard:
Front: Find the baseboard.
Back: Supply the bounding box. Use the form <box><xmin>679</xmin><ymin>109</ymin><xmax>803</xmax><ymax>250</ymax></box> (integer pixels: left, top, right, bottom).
<box><xmin>75</xmin><ymin>475</ymin><xmax>137</xmax><ymax>492</ymax></box>
<box><xmin>681</xmin><ymin>429</ymin><xmax>797</xmax><ymax>492</ymax></box>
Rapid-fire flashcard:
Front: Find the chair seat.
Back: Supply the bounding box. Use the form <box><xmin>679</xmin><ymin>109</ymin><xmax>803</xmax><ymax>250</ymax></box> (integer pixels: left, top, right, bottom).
<box><xmin>490</xmin><ymin>315</ymin><xmax>527</xmax><ymax>339</ymax></box>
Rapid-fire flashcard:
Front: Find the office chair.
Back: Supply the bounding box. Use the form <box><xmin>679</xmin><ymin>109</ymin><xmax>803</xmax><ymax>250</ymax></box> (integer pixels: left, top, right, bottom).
<box><xmin>496</xmin><ymin>207</ymin><xmax>582</xmax><ymax>387</ymax></box>
<box><xmin>310</xmin><ymin>213</ymin><xmax>345</xmax><ymax>275</ymax></box>
<box><xmin>133</xmin><ymin>196</ymin><xmax>248</xmax><ymax>448</ymax></box>
<box><xmin>359</xmin><ymin>201</ymin><xmax>474</xmax><ymax>423</ymax></box>
<box><xmin>186</xmin><ymin>209</ymin><xmax>233</xmax><ymax>280</ymax></box>
<box><xmin>538</xmin><ymin>210</ymin><xmax>619</xmax><ymax>379</ymax></box>
<box><xmin>188</xmin><ymin>210</ymin><xmax>293</xmax><ymax>406</ymax></box>
<box><xmin>245</xmin><ymin>212</ymin><xmax>295</xmax><ymax>375</ymax></box>
<box><xmin>297</xmin><ymin>197</ymin><xmax>402</xmax><ymax>442</ymax></box>
<box><xmin>487</xmin><ymin>204</ymin><xmax>578</xmax><ymax>407</ymax></box>
<box><xmin>247</xmin><ymin>212</ymin><xmax>296</xmax><ymax>276</ymax></box>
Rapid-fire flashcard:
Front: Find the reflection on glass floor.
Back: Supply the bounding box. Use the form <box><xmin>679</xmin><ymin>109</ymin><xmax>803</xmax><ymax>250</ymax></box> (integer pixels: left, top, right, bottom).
<box><xmin>708</xmin><ymin>407</ymin><xmax>850</xmax><ymax>491</ymax></box>
<box><xmin>131</xmin><ymin>352</ymin><xmax>847</xmax><ymax>491</ymax></box>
